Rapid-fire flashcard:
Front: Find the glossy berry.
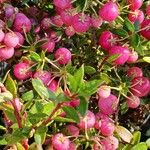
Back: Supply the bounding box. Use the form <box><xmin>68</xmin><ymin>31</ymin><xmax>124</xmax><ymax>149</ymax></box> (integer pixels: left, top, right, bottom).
<box><xmin>99</xmin><ymin>2</ymin><xmax>119</xmax><ymax>22</ymax></box>
<box><xmin>98</xmin><ymin>94</ymin><xmax>119</xmax><ymax>115</ymax></box>
<box><xmin>15</xmin><ymin>32</ymin><xmax>25</xmax><ymax>48</ymax></box>
<box><xmin>47</xmin><ymin>80</ymin><xmax>58</xmax><ymax>92</ymax></box>
<box><xmin>128</xmin><ymin>10</ymin><xmax>144</xmax><ymax>24</ymax></box>
<box><xmin>127</xmin><ymin>67</ymin><xmax>143</xmax><ymax>78</ymax></box>
<box><xmin>4</xmin><ymin>32</ymin><xmax>19</xmax><ymax>48</ymax></box>
<box><xmin>72</xmin><ymin>13</ymin><xmax>91</xmax><ymax>33</ymax></box>
<box><xmin>55</xmin><ymin>47</ymin><xmax>71</xmax><ymax>65</ymax></box>
<box><xmin>127</xmin><ymin>95</ymin><xmax>140</xmax><ymax>108</ymax></box>
<box><xmin>78</xmin><ymin>110</ymin><xmax>96</xmax><ymax>129</ymax></box>
<box><xmin>13</xmin><ymin>62</ymin><xmax>32</xmax><ymax>80</ymax></box>
<box><xmin>97</xmin><ymin>85</ymin><xmax>111</xmax><ymax>99</ymax></box>
<box><xmin>127</xmin><ymin>0</ymin><xmax>143</xmax><ymax>11</ymax></box>
<box><xmin>0</xmin><ymin>29</ymin><xmax>5</xmax><ymax>42</ymax></box>
<box><xmin>41</xmin><ymin>39</ymin><xmax>55</xmax><ymax>53</ymax></box>
<box><xmin>53</xmin><ymin>0</ymin><xmax>71</xmax><ymax>9</ymax></box>
<box><xmin>127</xmin><ymin>51</ymin><xmax>138</xmax><ymax>63</ymax></box>
<box><xmin>131</xmin><ymin>77</ymin><xmax>150</xmax><ymax>97</ymax></box>
<box><xmin>0</xmin><ymin>47</ymin><xmax>14</xmax><ymax>60</ymax></box>
<box><xmin>52</xmin><ymin>133</ymin><xmax>70</xmax><ymax>150</ymax></box>
<box><xmin>146</xmin><ymin>5</ymin><xmax>150</xmax><ymax>16</ymax></box>
<box><xmin>66</xmin><ymin>125</ymin><xmax>79</xmax><ymax>137</ymax></box>
<box><xmin>65</xmin><ymin>26</ymin><xmax>76</xmax><ymax>37</ymax></box>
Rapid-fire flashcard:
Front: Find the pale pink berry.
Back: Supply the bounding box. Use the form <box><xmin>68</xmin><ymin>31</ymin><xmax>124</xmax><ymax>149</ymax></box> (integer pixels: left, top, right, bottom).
<box><xmin>127</xmin><ymin>0</ymin><xmax>143</xmax><ymax>11</ymax></box>
<box><xmin>47</xmin><ymin>80</ymin><xmax>58</xmax><ymax>92</ymax></box>
<box><xmin>52</xmin><ymin>133</ymin><xmax>70</xmax><ymax>150</ymax></box>
<box><xmin>109</xmin><ymin>46</ymin><xmax>130</xmax><ymax>65</ymax></box>
<box><xmin>13</xmin><ymin>13</ymin><xmax>31</xmax><ymax>33</ymax></box>
<box><xmin>91</xmin><ymin>16</ymin><xmax>103</xmax><ymax>28</ymax></box>
<box><xmin>128</xmin><ymin>10</ymin><xmax>144</xmax><ymax>24</ymax></box>
<box><xmin>99</xmin><ymin>2</ymin><xmax>119</xmax><ymax>22</ymax></box>
<box><xmin>98</xmin><ymin>31</ymin><xmax>116</xmax><ymax>51</ymax></box>
<box><xmin>0</xmin><ymin>47</ymin><xmax>14</xmax><ymax>60</ymax></box>
<box><xmin>131</xmin><ymin>76</ymin><xmax>150</xmax><ymax>97</ymax></box>
<box><xmin>127</xmin><ymin>51</ymin><xmax>138</xmax><ymax>63</ymax></box>
<box><xmin>127</xmin><ymin>95</ymin><xmax>140</xmax><ymax>108</ymax></box>
<box><xmin>78</xmin><ymin>110</ymin><xmax>96</xmax><ymax>129</ymax></box>
<box><xmin>51</xmin><ymin>15</ymin><xmax>63</xmax><ymax>27</ymax></box>
<box><xmin>98</xmin><ymin>94</ymin><xmax>119</xmax><ymax>115</ymax></box>
<box><xmin>66</xmin><ymin>125</ymin><xmax>79</xmax><ymax>137</ymax></box>
<box><xmin>15</xmin><ymin>32</ymin><xmax>25</xmax><ymax>48</ymax></box>
<box><xmin>97</xmin><ymin>85</ymin><xmax>111</xmax><ymax>99</ymax></box>
<box><xmin>13</xmin><ymin>62</ymin><xmax>32</xmax><ymax>80</ymax></box>
<box><xmin>65</xmin><ymin>26</ymin><xmax>75</xmax><ymax>37</ymax></box>
<box><xmin>140</xmin><ymin>19</ymin><xmax>150</xmax><ymax>40</ymax></box>
<box><xmin>0</xmin><ymin>29</ymin><xmax>5</xmax><ymax>42</ymax></box>
<box><xmin>55</xmin><ymin>47</ymin><xmax>71</xmax><ymax>65</ymax></box>
<box><xmin>72</xmin><ymin>13</ymin><xmax>91</xmax><ymax>33</ymax></box>
<box><xmin>33</xmin><ymin>70</ymin><xmax>51</xmax><ymax>85</ymax></box>
<box><xmin>146</xmin><ymin>5</ymin><xmax>150</xmax><ymax>16</ymax></box>
<box><xmin>127</xmin><ymin>67</ymin><xmax>143</xmax><ymax>78</ymax></box>
<box><xmin>41</xmin><ymin>17</ymin><xmax>51</xmax><ymax>30</ymax></box>
<box><xmin>41</xmin><ymin>39</ymin><xmax>55</xmax><ymax>53</ymax></box>
<box><xmin>4</xmin><ymin>5</ymin><xmax>15</xmax><ymax>18</ymax></box>
<box><xmin>4</xmin><ymin>32</ymin><xmax>19</xmax><ymax>48</ymax></box>
<box><xmin>53</xmin><ymin>0</ymin><xmax>71</xmax><ymax>9</ymax></box>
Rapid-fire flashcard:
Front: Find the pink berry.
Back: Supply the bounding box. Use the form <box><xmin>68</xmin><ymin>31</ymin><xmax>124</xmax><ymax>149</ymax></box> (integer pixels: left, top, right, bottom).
<box><xmin>65</xmin><ymin>26</ymin><xmax>76</xmax><ymax>37</ymax></box>
<box><xmin>0</xmin><ymin>29</ymin><xmax>5</xmax><ymax>42</ymax></box>
<box><xmin>33</xmin><ymin>70</ymin><xmax>51</xmax><ymax>85</ymax></box>
<box><xmin>99</xmin><ymin>2</ymin><xmax>119</xmax><ymax>22</ymax></box>
<box><xmin>128</xmin><ymin>10</ymin><xmax>144</xmax><ymax>24</ymax></box>
<box><xmin>13</xmin><ymin>13</ymin><xmax>31</xmax><ymax>33</ymax></box>
<box><xmin>127</xmin><ymin>0</ymin><xmax>143</xmax><ymax>11</ymax></box>
<box><xmin>127</xmin><ymin>95</ymin><xmax>140</xmax><ymax>108</ymax></box>
<box><xmin>4</xmin><ymin>32</ymin><xmax>19</xmax><ymax>48</ymax></box>
<box><xmin>41</xmin><ymin>39</ymin><xmax>55</xmax><ymax>53</ymax></box>
<box><xmin>4</xmin><ymin>5</ymin><xmax>15</xmax><ymax>18</ymax></box>
<box><xmin>13</xmin><ymin>62</ymin><xmax>32</xmax><ymax>80</ymax></box>
<box><xmin>98</xmin><ymin>94</ymin><xmax>119</xmax><ymax>115</ymax></box>
<box><xmin>78</xmin><ymin>110</ymin><xmax>96</xmax><ymax>129</ymax></box>
<box><xmin>66</xmin><ymin>125</ymin><xmax>79</xmax><ymax>137</ymax></box>
<box><xmin>53</xmin><ymin>0</ymin><xmax>71</xmax><ymax>9</ymax></box>
<box><xmin>127</xmin><ymin>51</ymin><xmax>138</xmax><ymax>63</ymax></box>
<box><xmin>69</xmin><ymin>143</ymin><xmax>76</xmax><ymax>150</ymax></box>
<box><xmin>146</xmin><ymin>5</ymin><xmax>150</xmax><ymax>16</ymax></box>
<box><xmin>72</xmin><ymin>13</ymin><xmax>91</xmax><ymax>33</ymax></box>
<box><xmin>51</xmin><ymin>15</ymin><xmax>63</xmax><ymax>27</ymax></box>
<box><xmin>97</xmin><ymin>85</ymin><xmax>111</xmax><ymax>99</ymax></box>
<box><xmin>109</xmin><ymin>46</ymin><xmax>130</xmax><ymax>65</ymax></box>
<box><xmin>140</xmin><ymin>19</ymin><xmax>150</xmax><ymax>40</ymax></box>
<box><xmin>47</xmin><ymin>79</ymin><xmax>58</xmax><ymax>92</ymax></box>
<box><xmin>52</xmin><ymin>133</ymin><xmax>70</xmax><ymax>150</ymax></box>
<box><xmin>98</xmin><ymin>31</ymin><xmax>116</xmax><ymax>51</ymax></box>
<box><xmin>91</xmin><ymin>16</ymin><xmax>103</xmax><ymax>28</ymax></box>
<box><xmin>70</xmin><ymin>99</ymin><xmax>80</xmax><ymax>107</ymax></box>
<box><xmin>0</xmin><ymin>47</ymin><xmax>14</xmax><ymax>60</ymax></box>
<box><xmin>55</xmin><ymin>47</ymin><xmax>71</xmax><ymax>65</ymax></box>
<box><xmin>131</xmin><ymin>76</ymin><xmax>150</xmax><ymax>97</ymax></box>
<box><xmin>127</xmin><ymin>67</ymin><xmax>143</xmax><ymax>78</ymax></box>
<box><xmin>41</xmin><ymin>17</ymin><xmax>51</xmax><ymax>30</ymax></box>
<box><xmin>15</xmin><ymin>32</ymin><xmax>25</xmax><ymax>48</ymax></box>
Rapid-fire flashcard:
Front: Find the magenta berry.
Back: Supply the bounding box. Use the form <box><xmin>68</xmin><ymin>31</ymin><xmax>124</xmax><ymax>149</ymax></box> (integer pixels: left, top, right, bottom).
<box><xmin>52</xmin><ymin>133</ymin><xmax>70</xmax><ymax>150</ymax></box>
<box><xmin>70</xmin><ymin>99</ymin><xmax>80</xmax><ymax>107</ymax></box>
<box><xmin>98</xmin><ymin>94</ymin><xmax>119</xmax><ymax>115</ymax></box>
<box><xmin>51</xmin><ymin>15</ymin><xmax>64</xmax><ymax>27</ymax></box>
<box><xmin>55</xmin><ymin>47</ymin><xmax>71</xmax><ymax>65</ymax></box>
<box><xmin>53</xmin><ymin>0</ymin><xmax>71</xmax><ymax>9</ymax></box>
<box><xmin>4</xmin><ymin>5</ymin><xmax>15</xmax><ymax>18</ymax></box>
<box><xmin>99</xmin><ymin>1</ymin><xmax>119</xmax><ymax>22</ymax></box>
<box><xmin>128</xmin><ymin>10</ymin><xmax>144</xmax><ymax>24</ymax></box>
<box><xmin>91</xmin><ymin>16</ymin><xmax>103</xmax><ymax>28</ymax></box>
<box><xmin>72</xmin><ymin>13</ymin><xmax>91</xmax><ymax>33</ymax></box>
<box><xmin>109</xmin><ymin>46</ymin><xmax>130</xmax><ymax>65</ymax></box>
<box><xmin>127</xmin><ymin>51</ymin><xmax>138</xmax><ymax>63</ymax></box>
<box><xmin>97</xmin><ymin>85</ymin><xmax>111</xmax><ymax>99</ymax></box>
<box><xmin>127</xmin><ymin>67</ymin><xmax>143</xmax><ymax>78</ymax></box>
<box><xmin>146</xmin><ymin>5</ymin><xmax>150</xmax><ymax>16</ymax></box>
<box><xmin>47</xmin><ymin>80</ymin><xmax>58</xmax><ymax>92</ymax></box>
<box><xmin>41</xmin><ymin>39</ymin><xmax>55</xmax><ymax>53</ymax></box>
<box><xmin>0</xmin><ymin>29</ymin><xmax>5</xmax><ymax>42</ymax></box>
<box><xmin>65</xmin><ymin>26</ymin><xmax>76</xmax><ymax>37</ymax></box>
<box><xmin>131</xmin><ymin>76</ymin><xmax>150</xmax><ymax>97</ymax></box>
<box><xmin>15</xmin><ymin>32</ymin><xmax>25</xmax><ymax>48</ymax></box>
<box><xmin>33</xmin><ymin>70</ymin><xmax>51</xmax><ymax>85</ymax></box>
<box><xmin>13</xmin><ymin>62</ymin><xmax>32</xmax><ymax>80</ymax></box>
<box><xmin>78</xmin><ymin>110</ymin><xmax>96</xmax><ymax>129</ymax></box>
<box><xmin>66</xmin><ymin>125</ymin><xmax>79</xmax><ymax>137</ymax></box>
<box><xmin>4</xmin><ymin>32</ymin><xmax>19</xmax><ymax>48</ymax></box>
<box><xmin>98</xmin><ymin>31</ymin><xmax>116</xmax><ymax>51</ymax></box>
<box><xmin>41</xmin><ymin>17</ymin><xmax>51</xmax><ymax>30</ymax></box>
<box><xmin>127</xmin><ymin>0</ymin><xmax>143</xmax><ymax>11</ymax></box>
<box><xmin>13</xmin><ymin>13</ymin><xmax>31</xmax><ymax>33</ymax></box>
<box><xmin>0</xmin><ymin>47</ymin><xmax>14</xmax><ymax>60</ymax></box>
<box><xmin>127</xmin><ymin>95</ymin><xmax>140</xmax><ymax>108</ymax></box>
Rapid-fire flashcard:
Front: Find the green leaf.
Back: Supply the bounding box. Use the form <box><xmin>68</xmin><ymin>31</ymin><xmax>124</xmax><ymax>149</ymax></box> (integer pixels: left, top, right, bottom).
<box><xmin>107</xmin><ymin>54</ymin><xmax>120</xmax><ymax>63</ymax></box>
<box><xmin>143</xmin><ymin>57</ymin><xmax>150</xmax><ymax>63</ymax></box>
<box><xmin>35</xmin><ymin>101</ymin><xmax>44</xmax><ymax>113</ymax></box>
<box><xmin>0</xmin><ymin>137</ymin><xmax>7</xmax><ymax>145</ymax></box>
<box><xmin>84</xmin><ymin>66</ymin><xmax>96</xmax><ymax>74</ymax></box>
<box><xmin>30</xmin><ymin>52</ymin><xmax>41</xmax><ymax>62</ymax></box>
<box><xmin>5</xmin><ymin>74</ymin><xmax>17</xmax><ymax>98</ymax></box>
<box><xmin>124</xmin><ymin>19</ymin><xmax>135</xmax><ymax>32</ymax></box>
<box><xmin>43</xmin><ymin>102</ymin><xmax>55</xmax><ymax>115</ymax></box>
<box><xmin>0</xmin><ymin>125</ymin><xmax>6</xmax><ymax>130</ymax></box>
<box><xmin>77</xmin><ymin>96</ymin><xmax>88</xmax><ymax>116</ymax></box>
<box><xmin>131</xmin><ymin>142</ymin><xmax>147</xmax><ymax>150</ymax></box>
<box><xmin>131</xmin><ymin>33</ymin><xmax>140</xmax><ymax>48</ymax></box>
<box><xmin>134</xmin><ymin>20</ymin><xmax>140</xmax><ymax>31</ymax></box>
<box><xmin>54</xmin><ymin>116</ymin><xmax>75</xmax><ymax>123</ymax></box>
<box><xmin>132</xmin><ymin>131</ymin><xmax>141</xmax><ymax>145</ymax></box>
<box><xmin>56</xmin><ymin>93</ymin><xmax>70</xmax><ymax>103</ymax></box>
<box><xmin>21</xmin><ymin>90</ymin><xmax>34</xmax><ymax>101</ymax></box>
<box><xmin>112</xmin><ymin>29</ymin><xmax>128</xmax><ymax>37</ymax></box>
<box><xmin>146</xmin><ymin>138</ymin><xmax>150</xmax><ymax>148</ymax></box>
<box><xmin>62</xmin><ymin>106</ymin><xmax>80</xmax><ymax>123</ymax></box>
<box><xmin>34</xmin><ymin>134</ymin><xmax>41</xmax><ymax>144</ymax></box>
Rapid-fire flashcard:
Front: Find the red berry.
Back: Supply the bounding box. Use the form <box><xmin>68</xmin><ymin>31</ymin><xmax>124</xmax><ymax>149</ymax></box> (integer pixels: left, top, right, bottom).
<box><xmin>98</xmin><ymin>94</ymin><xmax>119</xmax><ymax>115</ymax></box>
<box><xmin>4</xmin><ymin>32</ymin><xmax>19</xmax><ymax>48</ymax></box>
<box><xmin>127</xmin><ymin>51</ymin><xmax>138</xmax><ymax>63</ymax></box>
<box><xmin>127</xmin><ymin>67</ymin><xmax>143</xmax><ymax>78</ymax></box>
<box><xmin>52</xmin><ymin>133</ymin><xmax>70</xmax><ymax>150</ymax></box>
<box><xmin>66</xmin><ymin>125</ymin><xmax>79</xmax><ymax>137</ymax></box>
<box><xmin>55</xmin><ymin>47</ymin><xmax>71</xmax><ymax>65</ymax></box>
<box><xmin>65</xmin><ymin>26</ymin><xmax>75</xmax><ymax>37</ymax></box>
<box><xmin>109</xmin><ymin>46</ymin><xmax>130</xmax><ymax>65</ymax></box>
<box><xmin>13</xmin><ymin>62</ymin><xmax>32</xmax><ymax>80</ymax></box>
<box><xmin>53</xmin><ymin>0</ymin><xmax>71</xmax><ymax>9</ymax></box>
<box><xmin>14</xmin><ymin>32</ymin><xmax>25</xmax><ymax>48</ymax></box>
<box><xmin>41</xmin><ymin>17</ymin><xmax>51</xmax><ymax>30</ymax></box>
<box><xmin>99</xmin><ymin>2</ymin><xmax>119</xmax><ymax>22</ymax></box>
<box><xmin>131</xmin><ymin>77</ymin><xmax>150</xmax><ymax>97</ymax></box>
<box><xmin>47</xmin><ymin>79</ymin><xmax>58</xmax><ymax>92</ymax></box>
<box><xmin>140</xmin><ymin>19</ymin><xmax>150</xmax><ymax>40</ymax></box>
<box><xmin>51</xmin><ymin>15</ymin><xmax>64</xmax><ymax>27</ymax></box>
<box><xmin>0</xmin><ymin>47</ymin><xmax>14</xmax><ymax>60</ymax></box>
<box><xmin>0</xmin><ymin>29</ymin><xmax>5</xmax><ymax>42</ymax></box>
<box><xmin>146</xmin><ymin>5</ymin><xmax>150</xmax><ymax>16</ymax></box>
<box><xmin>72</xmin><ymin>13</ymin><xmax>91</xmax><ymax>33</ymax></box>
<box><xmin>97</xmin><ymin>85</ymin><xmax>111</xmax><ymax>99</ymax></box>
<box><xmin>41</xmin><ymin>39</ymin><xmax>55</xmax><ymax>53</ymax></box>
<box><xmin>78</xmin><ymin>110</ymin><xmax>96</xmax><ymax>129</ymax></box>
<box><xmin>127</xmin><ymin>95</ymin><xmax>140</xmax><ymax>108</ymax></box>
<box><xmin>127</xmin><ymin>0</ymin><xmax>143</xmax><ymax>11</ymax></box>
